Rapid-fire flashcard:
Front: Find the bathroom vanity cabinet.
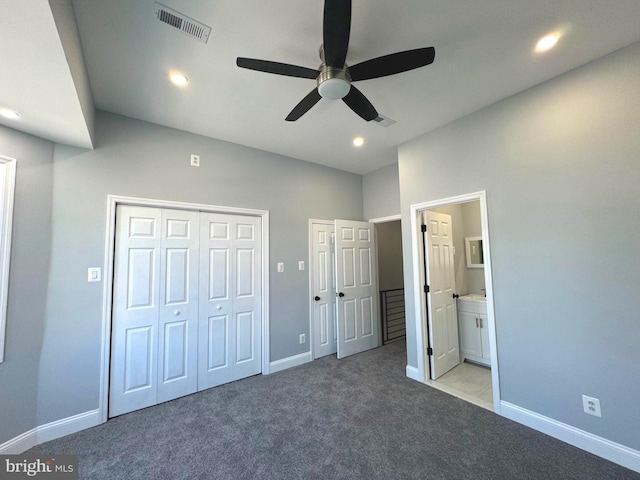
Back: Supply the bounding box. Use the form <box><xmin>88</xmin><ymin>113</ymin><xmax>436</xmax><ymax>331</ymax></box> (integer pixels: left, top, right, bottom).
<box><xmin>457</xmin><ymin>296</ymin><xmax>490</xmax><ymax>366</ymax></box>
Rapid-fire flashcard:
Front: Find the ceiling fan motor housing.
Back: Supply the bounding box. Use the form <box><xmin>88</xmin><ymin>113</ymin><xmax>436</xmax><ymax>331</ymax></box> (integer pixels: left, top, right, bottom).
<box><xmin>317</xmin><ymin>64</ymin><xmax>351</xmax><ymax>99</ymax></box>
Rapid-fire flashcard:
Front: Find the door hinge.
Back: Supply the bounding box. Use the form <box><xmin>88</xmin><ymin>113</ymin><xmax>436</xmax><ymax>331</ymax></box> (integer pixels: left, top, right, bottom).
<box><xmin>426</xmin><ymin>347</ymin><xmax>433</xmax><ymax>356</ymax></box>
<box><xmin>424</xmin><ymin>284</ymin><xmax>429</xmax><ymax>293</ymax></box>
<box><xmin>421</xmin><ymin>224</ymin><xmax>427</xmax><ymax>233</ymax></box>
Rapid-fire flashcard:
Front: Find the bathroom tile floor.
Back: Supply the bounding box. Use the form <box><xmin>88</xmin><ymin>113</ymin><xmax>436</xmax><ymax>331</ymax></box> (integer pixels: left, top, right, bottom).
<box><xmin>436</xmin><ymin>361</ymin><xmax>493</xmax><ymax>409</ymax></box>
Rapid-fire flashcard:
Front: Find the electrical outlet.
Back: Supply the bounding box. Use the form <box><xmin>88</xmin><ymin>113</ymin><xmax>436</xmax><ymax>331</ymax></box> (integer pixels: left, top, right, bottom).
<box><xmin>582</xmin><ymin>395</ymin><xmax>602</xmax><ymax>417</ymax></box>
<box><xmin>299</xmin><ymin>333</ymin><xmax>305</xmax><ymax>344</ymax></box>
<box><xmin>190</xmin><ymin>154</ymin><xmax>200</xmax><ymax>167</ymax></box>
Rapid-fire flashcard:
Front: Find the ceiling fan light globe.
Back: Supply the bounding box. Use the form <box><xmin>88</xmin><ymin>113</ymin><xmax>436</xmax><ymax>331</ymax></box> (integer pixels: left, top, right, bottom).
<box><xmin>318</xmin><ymin>78</ymin><xmax>351</xmax><ymax>99</ymax></box>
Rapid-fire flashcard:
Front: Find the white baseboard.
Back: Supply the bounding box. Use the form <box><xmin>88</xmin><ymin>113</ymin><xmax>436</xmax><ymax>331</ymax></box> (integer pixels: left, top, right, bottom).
<box><xmin>0</xmin><ymin>426</ymin><xmax>38</xmax><ymax>455</ymax></box>
<box><xmin>405</xmin><ymin>365</ymin><xmax>422</xmax><ymax>382</ymax></box>
<box><xmin>501</xmin><ymin>401</ymin><xmax>640</xmax><ymax>474</ymax></box>
<box><xmin>269</xmin><ymin>351</ymin><xmax>312</xmax><ymax>374</ymax></box>
<box><xmin>0</xmin><ymin>409</ymin><xmax>101</xmax><ymax>455</ymax></box>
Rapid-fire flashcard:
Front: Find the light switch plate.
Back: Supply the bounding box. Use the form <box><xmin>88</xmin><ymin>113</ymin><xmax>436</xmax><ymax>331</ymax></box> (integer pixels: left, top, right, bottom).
<box><xmin>277</xmin><ymin>262</ymin><xmax>284</xmax><ymax>273</ymax></box>
<box><xmin>87</xmin><ymin>267</ymin><xmax>101</xmax><ymax>282</ymax></box>
<box><xmin>298</xmin><ymin>261</ymin><xmax>305</xmax><ymax>271</ymax></box>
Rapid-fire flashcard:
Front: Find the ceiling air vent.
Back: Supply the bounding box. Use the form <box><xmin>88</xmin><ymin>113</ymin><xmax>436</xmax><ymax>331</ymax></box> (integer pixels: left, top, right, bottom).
<box><xmin>154</xmin><ymin>3</ymin><xmax>211</xmax><ymax>43</ymax></box>
<box><xmin>373</xmin><ymin>114</ymin><xmax>397</xmax><ymax>128</ymax></box>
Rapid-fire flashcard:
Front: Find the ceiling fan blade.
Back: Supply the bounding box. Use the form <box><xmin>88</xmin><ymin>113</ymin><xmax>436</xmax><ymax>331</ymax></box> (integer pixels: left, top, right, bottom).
<box><xmin>342</xmin><ymin>86</ymin><xmax>378</xmax><ymax>121</ymax></box>
<box><xmin>323</xmin><ymin>0</ymin><xmax>351</xmax><ymax>68</ymax></box>
<box><xmin>285</xmin><ymin>88</ymin><xmax>322</xmax><ymax>121</ymax></box>
<box><xmin>349</xmin><ymin>47</ymin><xmax>435</xmax><ymax>81</ymax></box>
<box><xmin>236</xmin><ymin>58</ymin><xmax>319</xmax><ymax>79</ymax></box>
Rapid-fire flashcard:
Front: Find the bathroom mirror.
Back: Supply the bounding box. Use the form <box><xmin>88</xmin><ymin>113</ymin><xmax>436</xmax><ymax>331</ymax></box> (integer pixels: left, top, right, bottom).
<box><xmin>465</xmin><ymin>237</ymin><xmax>484</xmax><ymax>268</ymax></box>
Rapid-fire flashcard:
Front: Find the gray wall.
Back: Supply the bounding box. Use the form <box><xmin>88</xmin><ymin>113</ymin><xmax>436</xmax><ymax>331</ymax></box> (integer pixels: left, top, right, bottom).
<box><xmin>30</xmin><ymin>111</ymin><xmax>363</xmax><ymax>426</ymax></box>
<box><xmin>0</xmin><ymin>125</ymin><xmax>54</xmax><ymax>444</ymax></box>
<box><xmin>376</xmin><ymin>221</ymin><xmax>403</xmax><ymax>291</ymax></box>
<box><xmin>460</xmin><ymin>201</ymin><xmax>485</xmax><ymax>294</ymax></box>
<box><xmin>363</xmin><ymin>163</ymin><xmax>400</xmax><ymax>220</ymax></box>
<box><xmin>399</xmin><ymin>42</ymin><xmax>640</xmax><ymax>450</ymax></box>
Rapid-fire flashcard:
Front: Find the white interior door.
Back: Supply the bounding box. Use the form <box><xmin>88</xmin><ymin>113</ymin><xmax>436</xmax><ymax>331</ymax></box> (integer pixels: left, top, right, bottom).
<box><xmin>111</xmin><ymin>206</ymin><xmax>200</xmax><ymax>416</ymax></box>
<box><xmin>198</xmin><ymin>213</ymin><xmax>262</xmax><ymax>390</ymax></box>
<box><xmin>311</xmin><ymin>222</ymin><xmax>337</xmax><ymax>358</ymax></box>
<box><xmin>424</xmin><ymin>210</ymin><xmax>460</xmax><ymax>379</ymax></box>
<box><xmin>334</xmin><ymin>220</ymin><xmax>379</xmax><ymax>359</ymax></box>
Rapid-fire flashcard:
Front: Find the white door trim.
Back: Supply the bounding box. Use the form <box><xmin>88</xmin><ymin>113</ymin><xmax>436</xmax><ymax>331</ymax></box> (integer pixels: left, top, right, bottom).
<box><xmin>99</xmin><ymin>195</ymin><xmax>270</xmax><ymax>423</ymax></box>
<box><xmin>0</xmin><ymin>155</ymin><xmax>16</xmax><ymax>363</ymax></box>
<box><xmin>409</xmin><ymin>190</ymin><xmax>501</xmax><ymax>414</ymax></box>
<box><xmin>368</xmin><ymin>214</ymin><xmax>401</xmax><ymax>224</ymax></box>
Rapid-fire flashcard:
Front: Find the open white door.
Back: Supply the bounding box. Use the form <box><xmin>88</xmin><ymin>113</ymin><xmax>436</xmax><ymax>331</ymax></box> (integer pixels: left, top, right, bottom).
<box><xmin>424</xmin><ymin>210</ymin><xmax>460</xmax><ymax>379</ymax></box>
<box><xmin>334</xmin><ymin>220</ymin><xmax>379</xmax><ymax>359</ymax></box>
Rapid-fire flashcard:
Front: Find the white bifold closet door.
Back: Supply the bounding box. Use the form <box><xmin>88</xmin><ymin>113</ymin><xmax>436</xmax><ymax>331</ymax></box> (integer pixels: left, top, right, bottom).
<box><xmin>110</xmin><ymin>207</ymin><xmax>262</xmax><ymax>418</ymax></box>
<box><xmin>110</xmin><ymin>206</ymin><xmax>199</xmax><ymax>417</ymax></box>
<box><xmin>198</xmin><ymin>213</ymin><xmax>262</xmax><ymax>390</ymax></box>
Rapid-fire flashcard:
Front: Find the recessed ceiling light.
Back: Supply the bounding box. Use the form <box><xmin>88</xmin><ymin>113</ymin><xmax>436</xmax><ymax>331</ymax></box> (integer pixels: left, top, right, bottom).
<box><xmin>0</xmin><ymin>108</ymin><xmax>20</xmax><ymax>120</ymax></box>
<box><xmin>535</xmin><ymin>33</ymin><xmax>560</xmax><ymax>53</ymax></box>
<box><xmin>353</xmin><ymin>137</ymin><xmax>364</xmax><ymax>147</ymax></box>
<box><xmin>170</xmin><ymin>72</ymin><xmax>189</xmax><ymax>86</ymax></box>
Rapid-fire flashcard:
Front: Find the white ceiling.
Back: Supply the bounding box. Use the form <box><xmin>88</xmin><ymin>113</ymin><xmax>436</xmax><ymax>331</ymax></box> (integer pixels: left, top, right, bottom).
<box><xmin>2</xmin><ymin>1</ymin><xmax>640</xmax><ymax>174</ymax></box>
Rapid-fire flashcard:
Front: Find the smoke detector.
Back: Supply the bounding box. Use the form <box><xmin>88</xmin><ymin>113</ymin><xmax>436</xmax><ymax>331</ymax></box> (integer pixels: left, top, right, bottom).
<box><xmin>155</xmin><ymin>3</ymin><xmax>211</xmax><ymax>43</ymax></box>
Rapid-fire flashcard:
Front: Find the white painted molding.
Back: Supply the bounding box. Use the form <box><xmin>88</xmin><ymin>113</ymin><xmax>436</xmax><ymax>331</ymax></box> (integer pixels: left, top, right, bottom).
<box><xmin>0</xmin><ymin>427</ymin><xmax>37</xmax><ymax>455</ymax></box>
<box><xmin>368</xmin><ymin>214</ymin><xmax>401</xmax><ymax>224</ymax></box>
<box><xmin>405</xmin><ymin>365</ymin><xmax>422</xmax><ymax>382</ymax></box>
<box><xmin>269</xmin><ymin>351</ymin><xmax>312</xmax><ymax>374</ymax></box>
<box><xmin>0</xmin><ymin>410</ymin><xmax>100</xmax><ymax>455</ymax></box>
<box><xmin>501</xmin><ymin>401</ymin><xmax>640</xmax><ymax>474</ymax></box>
<box><xmin>0</xmin><ymin>155</ymin><xmax>16</xmax><ymax>363</ymax></box>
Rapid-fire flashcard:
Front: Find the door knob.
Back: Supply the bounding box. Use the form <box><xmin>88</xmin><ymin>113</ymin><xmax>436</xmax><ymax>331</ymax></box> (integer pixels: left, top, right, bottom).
<box><xmin>216</xmin><ymin>305</ymin><xmax>222</xmax><ymax>310</ymax></box>
<box><xmin>173</xmin><ymin>310</ymin><xmax>180</xmax><ymax>316</ymax></box>
<box><xmin>314</xmin><ymin>296</ymin><xmax>320</xmax><ymax>301</ymax></box>
<box><xmin>338</xmin><ymin>292</ymin><xmax>345</xmax><ymax>298</ymax></box>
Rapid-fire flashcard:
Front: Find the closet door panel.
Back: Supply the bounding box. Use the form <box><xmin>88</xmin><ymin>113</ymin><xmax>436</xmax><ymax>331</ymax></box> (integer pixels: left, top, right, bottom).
<box><xmin>199</xmin><ymin>214</ymin><xmax>262</xmax><ymax>389</ymax></box>
<box><xmin>110</xmin><ymin>206</ymin><xmax>161</xmax><ymax>417</ymax></box>
<box><xmin>157</xmin><ymin>209</ymin><xmax>199</xmax><ymax>404</ymax></box>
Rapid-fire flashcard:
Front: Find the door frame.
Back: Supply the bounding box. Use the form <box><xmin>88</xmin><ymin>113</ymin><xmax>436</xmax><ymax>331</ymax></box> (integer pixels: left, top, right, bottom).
<box><xmin>369</xmin><ymin>214</ymin><xmax>402</xmax><ymax>347</ymax></box>
<box><xmin>409</xmin><ymin>191</ymin><xmax>501</xmax><ymax>413</ymax></box>
<box><xmin>99</xmin><ymin>195</ymin><xmax>270</xmax><ymax>423</ymax></box>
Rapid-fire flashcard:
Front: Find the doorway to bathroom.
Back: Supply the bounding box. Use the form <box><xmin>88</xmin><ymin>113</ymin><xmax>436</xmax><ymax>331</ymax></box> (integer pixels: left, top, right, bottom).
<box><xmin>410</xmin><ymin>191</ymin><xmax>500</xmax><ymax>412</ymax></box>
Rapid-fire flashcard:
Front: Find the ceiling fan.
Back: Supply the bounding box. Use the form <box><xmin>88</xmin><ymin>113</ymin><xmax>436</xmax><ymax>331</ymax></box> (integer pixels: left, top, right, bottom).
<box><xmin>236</xmin><ymin>0</ymin><xmax>435</xmax><ymax>122</ymax></box>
